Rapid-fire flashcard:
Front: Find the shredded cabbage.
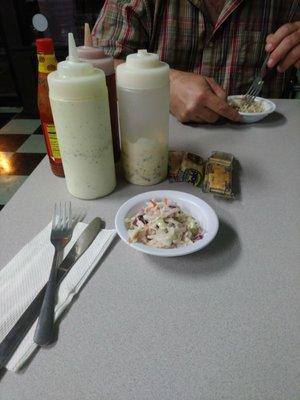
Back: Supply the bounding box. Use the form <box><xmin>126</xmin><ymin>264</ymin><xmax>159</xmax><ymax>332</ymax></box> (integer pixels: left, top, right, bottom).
<box><xmin>125</xmin><ymin>198</ymin><xmax>204</xmax><ymax>248</ymax></box>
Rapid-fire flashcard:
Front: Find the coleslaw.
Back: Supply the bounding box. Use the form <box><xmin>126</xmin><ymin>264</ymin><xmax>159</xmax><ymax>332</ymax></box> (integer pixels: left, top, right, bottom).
<box><xmin>125</xmin><ymin>198</ymin><xmax>204</xmax><ymax>248</ymax></box>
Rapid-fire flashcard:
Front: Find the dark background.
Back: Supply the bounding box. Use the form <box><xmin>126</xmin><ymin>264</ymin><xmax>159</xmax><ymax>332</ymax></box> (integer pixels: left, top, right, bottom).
<box><xmin>0</xmin><ymin>0</ymin><xmax>104</xmax><ymax>115</ymax></box>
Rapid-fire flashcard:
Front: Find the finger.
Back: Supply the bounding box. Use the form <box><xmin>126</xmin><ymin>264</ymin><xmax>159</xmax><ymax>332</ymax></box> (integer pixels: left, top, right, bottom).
<box><xmin>194</xmin><ymin>107</ymin><xmax>220</xmax><ymax>124</ymax></box>
<box><xmin>205</xmin><ymin>94</ymin><xmax>240</xmax><ymax>122</ymax></box>
<box><xmin>205</xmin><ymin>77</ymin><xmax>227</xmax><ymax>100</ymax></box>
<box><xmin>268</xmin><ymin>30</ymin><xmax>300</xmax><ymax>68</ymax></box>
<box><xmin>265</xmin><ymin>22</ymin><xmax>300</xmax><ymax>53</ymax></box>
<box><xmin>266</xmin><ymin>33</ymin><xmax>274</xmax><ymax>50</ymax></box>
<box><xmin>277</xmin><ymin>44</ymin><xmax>300</xmax><ymax>72</ymax></box>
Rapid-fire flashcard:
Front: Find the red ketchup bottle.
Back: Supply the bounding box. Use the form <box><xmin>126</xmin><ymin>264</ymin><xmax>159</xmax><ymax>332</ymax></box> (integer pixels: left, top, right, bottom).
<box><xmin>36</xmin><ymin>38</ymin><xmax>64</xmax><ymax>177</ymax></box>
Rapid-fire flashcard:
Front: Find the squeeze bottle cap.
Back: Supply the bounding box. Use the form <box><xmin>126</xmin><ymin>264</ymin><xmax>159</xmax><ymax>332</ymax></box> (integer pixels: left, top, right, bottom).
<box><xmin>48</xmin><ymin>32</ymin><xmax>107</xmax><ymax>100</ymax></box>
<box><xmin>57</xmin><ymin>33</ymin><xmax>94</xmax><ymax>78</ymax></box>
<box><xmin>76</xmin><ymin>23</ymin><xmax>115</xmax><ymax>76</ymax></box>
<box><xmin>116</xmin><ymin>49</ymin><xmax>169</xmax><ymax>90</ymax></box>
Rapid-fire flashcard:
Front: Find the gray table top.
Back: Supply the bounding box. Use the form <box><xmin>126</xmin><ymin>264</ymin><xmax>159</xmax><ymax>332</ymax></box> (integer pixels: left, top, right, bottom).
<box><xmin>0</xmin><ymin>100</ymin><xmax>299</xmax><ymax>400</ymax></box>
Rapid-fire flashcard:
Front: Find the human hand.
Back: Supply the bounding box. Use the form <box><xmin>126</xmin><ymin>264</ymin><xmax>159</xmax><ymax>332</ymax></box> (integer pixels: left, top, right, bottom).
<box><xmin>170</xmin><ymin>70</ymin><xmax>240</xmax><ymax>123</ymax></box>
<box><xmin>266</xmin><ymin>21</ymin><xmax>300</xmax><ymax>72</ymax></box>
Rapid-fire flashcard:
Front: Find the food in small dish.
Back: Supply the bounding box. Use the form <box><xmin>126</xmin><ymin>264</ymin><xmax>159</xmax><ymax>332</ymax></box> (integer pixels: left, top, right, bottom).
<box><xmin>229</xmin><ymin>97</ymin><xmax>265</xmax><ymax>113</ymax></box>
<box><xmin>125</xmin><ymin>198</ymin><xmax>203</xmax><ymax>248</ymax></box>
<box><xmin>227</xmin><ymin>96</ymin><xmax>276</xmax><ymax>123</ymax></box>
<box><xmin>115</xmin><ymin>190</ymin><xmax>219</xmax><ymax>257</ymax></box>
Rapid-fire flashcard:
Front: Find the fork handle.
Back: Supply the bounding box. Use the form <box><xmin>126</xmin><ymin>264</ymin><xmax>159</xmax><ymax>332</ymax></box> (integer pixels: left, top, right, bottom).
<box><xmin>260</xmin><ymin>54</ymin><xmax>270</xmax><ymax>78</ymax></box>
<box><xmin>33</xmin><ymin>249</ymin><xmax>61</xmax><ymax>346</ymax></box>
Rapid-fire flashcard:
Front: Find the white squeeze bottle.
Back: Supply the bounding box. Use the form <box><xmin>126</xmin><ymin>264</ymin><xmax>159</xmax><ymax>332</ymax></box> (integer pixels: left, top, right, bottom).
<box><xmin>117</xmin><ymin>50</ymin><xmax>170</xmax><ymax>185</ymax></box>
<box><xmin>48</xmin><ymin>33</ymin><xmax>116</xmax><ymax>199</ymax></box>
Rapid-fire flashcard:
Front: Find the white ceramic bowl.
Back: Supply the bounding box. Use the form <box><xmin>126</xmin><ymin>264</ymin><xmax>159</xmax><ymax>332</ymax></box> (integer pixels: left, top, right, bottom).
<box><xmin>228</xmin><ymin>95</ymin><xmax>276</xmax><ymax>123</ymax></box>
<box><xmin>115</xmin><ymin>190</ymin><xmax>219</xmax><ymax>257</ymax></box>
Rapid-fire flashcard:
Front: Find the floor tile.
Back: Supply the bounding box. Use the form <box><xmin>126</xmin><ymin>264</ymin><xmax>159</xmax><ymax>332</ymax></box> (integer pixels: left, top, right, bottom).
<box><xmin>0</xmin><ymin>175</ymin><xmax>27</xmax><ymax>204</ymax></box>
<box><xmin>17</xmin><ymin>135</ymin><xmax>47</xmax><ymax>154</ymax></box>
<box><xmin>4</xmin><ymin>153</ymin><xmax>45</xmax><ymax>176</ymax></box>
<box><xmin>33</xmin><ymin>125</ymin><xmax>43</xmax><ymax>135</ymax></box>
<box><xmin>14</xmin><ymin>112</ymin><xmax>39</xmax><ymax>119</ymax></box>
<box><xmin>0</xmin><ymin>152</ymin><xmax>13</xmax><ymax>174</ymax></box>
<box><xmin>0</xmin><ymin>107</ymin><xmax>22</xmax><ymax>113</ymax></box>
<box><xmin>0</xmin><ymin>134</ymin><xmax>30</xmax><ymax>152</ymax></box>
<box><xmin>0</xmin><ymin>113</ymin><xmax>15</xmax><ymax>129</ymax></box>
<box><xmin>0</xmin><ymin>119</ymin><xmax>40</xmax><ymax>134</ymax></box>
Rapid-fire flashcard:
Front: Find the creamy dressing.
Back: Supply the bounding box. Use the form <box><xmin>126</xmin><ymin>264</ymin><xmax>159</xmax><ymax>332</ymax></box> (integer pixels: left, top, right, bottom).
<box><xmin>122</xmin><ymin>137</ymin><xmax>168</xmax><ymax>186</ymax></box>
<box><xmin>50</xmin><ymin>97</ymin><xmax>116</xmax><ymax>199</ymax></box>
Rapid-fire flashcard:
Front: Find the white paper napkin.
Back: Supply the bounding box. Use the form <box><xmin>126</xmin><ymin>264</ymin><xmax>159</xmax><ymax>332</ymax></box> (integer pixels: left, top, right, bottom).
<box><xmin>0</xmin><ymin>222</ymin><xmax>116</xmax><ymax>372</ymax></box>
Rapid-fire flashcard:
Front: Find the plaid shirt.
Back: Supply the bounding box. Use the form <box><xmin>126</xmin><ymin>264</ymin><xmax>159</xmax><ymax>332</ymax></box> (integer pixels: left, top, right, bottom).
<box><xmin>93</xmin><ymin>0</ymin><xmax>300</xmax><ymax>97</ymax></box>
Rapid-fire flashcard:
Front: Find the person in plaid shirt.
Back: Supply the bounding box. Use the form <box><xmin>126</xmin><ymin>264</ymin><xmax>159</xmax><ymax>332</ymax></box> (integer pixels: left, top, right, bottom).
<box><xmin>93</xmin><ymin>0</ymin><xmax>300</xmax><ymax>123</ymax></box>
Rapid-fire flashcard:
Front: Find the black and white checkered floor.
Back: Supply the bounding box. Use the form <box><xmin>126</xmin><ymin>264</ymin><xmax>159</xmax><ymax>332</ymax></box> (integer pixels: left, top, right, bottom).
<box><xmin>0</xmin><ymin>113</ymin><xmax>46</xmax><ymax>210</ymax></box>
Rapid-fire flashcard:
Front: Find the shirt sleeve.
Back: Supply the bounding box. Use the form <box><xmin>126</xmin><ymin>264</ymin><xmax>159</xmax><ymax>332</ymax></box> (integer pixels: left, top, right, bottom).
<box><xmin>92</xmin><ymin>0</ymin><xmax>151</xmax><ymax>58</ymax></box>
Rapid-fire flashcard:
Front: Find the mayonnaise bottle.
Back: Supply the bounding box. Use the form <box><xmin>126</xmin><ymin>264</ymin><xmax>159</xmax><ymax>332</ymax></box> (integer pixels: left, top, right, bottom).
<box><xmin>48</xmin><ymin>33</ymin><xmax>116</xmax><ymax>199</ymax></box>
<box><xmin>117</xmin><ymin>50</ymin><xmax>170</xmax><ymax>186</ymax></box>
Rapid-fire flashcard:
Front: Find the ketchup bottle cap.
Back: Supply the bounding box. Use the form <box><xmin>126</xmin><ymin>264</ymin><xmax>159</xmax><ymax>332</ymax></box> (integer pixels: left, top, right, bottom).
<box><xmin>36</xmin><ymin>38</ymin><xmax>54</xmax><ymax>54</ymax></box>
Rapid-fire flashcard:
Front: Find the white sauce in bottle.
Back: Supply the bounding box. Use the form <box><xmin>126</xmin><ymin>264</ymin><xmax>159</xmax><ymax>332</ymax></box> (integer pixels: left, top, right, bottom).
<box><xmin>48</xmin><ymin>33</ymin><xmax>116</xmax><ymax>199</ymax></box>
<box><xmin>117</xmin><ymin>50</ymin><xmax>170</xmax><ymax>186</ymax></box>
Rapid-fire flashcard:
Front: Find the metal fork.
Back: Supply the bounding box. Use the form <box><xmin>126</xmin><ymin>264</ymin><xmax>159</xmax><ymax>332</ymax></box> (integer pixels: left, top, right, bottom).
<box><xmin>243</xmin><ymin>55</ymin><xmax>270</xmax><ymax>106</ymax></box>
<box><xmin>34</xmin><ymin>202</ymin><xmax>73</xmax><ymax>346</ymax></box>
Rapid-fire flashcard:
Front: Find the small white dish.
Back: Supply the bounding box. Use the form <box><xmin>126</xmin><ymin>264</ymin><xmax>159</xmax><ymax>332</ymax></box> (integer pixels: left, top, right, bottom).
<box><xmin>115</xmin><ymin>190</ymin><xmax>219</xmax><ymax>257</ymax></box>
<box><xmin>228</xmin><ymin>95</ymin><xmax>276</xmax><ymax>123</ymax></box>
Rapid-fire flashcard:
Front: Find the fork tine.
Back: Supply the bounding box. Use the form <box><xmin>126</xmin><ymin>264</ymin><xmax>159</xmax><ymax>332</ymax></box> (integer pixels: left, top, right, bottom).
<box><xmin>65</xmin><ymin>201</ymin><xmax>68</xmax><ymax>227</ymax></box>
<box><xmin>249</xmin><ymin>88</ymin><xmax>261</xmax><ymax>102</ymax></box>
<box><xmin>245</xmin><ymin>89</ymin><xmax>256</xmax><ymax>101</ymax></box>
<box><xmin>245</xmin><ymin>78</ymin><xmax>259</xmax><ymax>96</ymax></box>
<box><xmin>59</xmin><ymin>201</ymin><xmax>62</xmax><ymax>229</ymax></box>
<box><xmin>248</xmin><ymin>86</ymin><xmax>258</xmax><ymax>97</ymax></box>
<box><xmin>245</xmin><ymin>82</ymin><xmax>263</xmax><ymax>104</ymax></box>
<box><xmin>245</xmin><ymin>87</ymin><xmax>253</xmax><ymax>97</ymax></box>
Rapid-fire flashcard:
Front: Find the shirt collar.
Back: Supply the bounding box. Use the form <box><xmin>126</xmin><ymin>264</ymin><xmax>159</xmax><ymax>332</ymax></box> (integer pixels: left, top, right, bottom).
<box><xmin>215</xmin><ymin>0</ymin><xmax>245</xmax><ymax>31</ymax></box>
<box><xmin>187</xmin><ymin>0</ymin><xmax>245</xmax><ymax>32</ymax></box>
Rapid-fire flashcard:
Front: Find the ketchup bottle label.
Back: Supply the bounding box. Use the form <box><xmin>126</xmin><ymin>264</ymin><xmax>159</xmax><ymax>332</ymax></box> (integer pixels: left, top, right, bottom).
<box><xmin>38</xmin><ymin>54</ymin><xmax>57</xmax><ymax>74</ymax></box>
<box><xmin>42</xmin><ymin>122</ymin><xmax>61</xmax><ymax>160</ymax></box>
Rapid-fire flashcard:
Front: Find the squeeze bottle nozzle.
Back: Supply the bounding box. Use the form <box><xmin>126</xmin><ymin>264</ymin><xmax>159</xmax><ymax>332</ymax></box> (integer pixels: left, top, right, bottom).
<box><xmin>68</xmin><ymin>33</ymin><xmax>79</xmax><ymax>63</ymax></box>
<box><xmin>84</xmin><ymin>23</ymin><xmax>92</xmax><ymax>47</ymax></box>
